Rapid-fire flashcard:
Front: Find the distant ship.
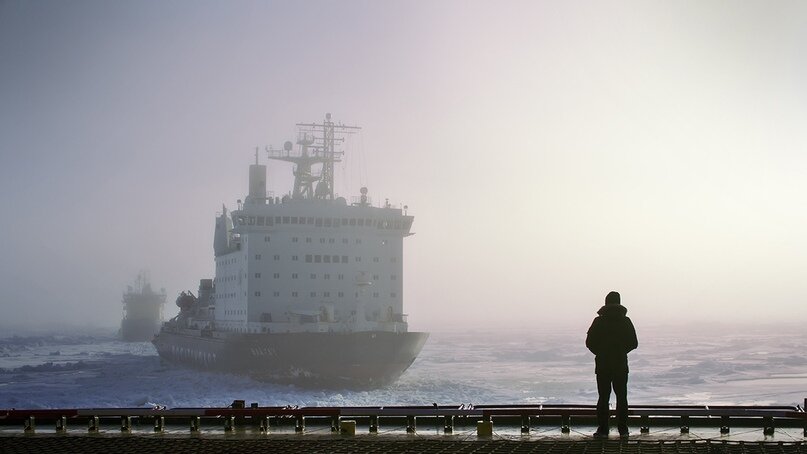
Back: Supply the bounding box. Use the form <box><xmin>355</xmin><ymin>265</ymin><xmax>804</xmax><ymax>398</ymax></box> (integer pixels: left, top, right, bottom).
<box><xmin>153</xmin><ymin>114</ymin><xmax>428</xmax><ymax>388</ymax></box>
<box><xmin>120</xmin><ymin>272</ymin><xmax>166</xmax><ymax>342</ymax></box>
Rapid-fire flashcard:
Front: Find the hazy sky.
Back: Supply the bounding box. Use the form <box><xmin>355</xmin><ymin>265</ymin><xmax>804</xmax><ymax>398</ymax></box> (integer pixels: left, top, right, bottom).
<box><xmin>1</xmin><ymin>0</ymin><xmax>806</xmax><ymax>331</ymax></box>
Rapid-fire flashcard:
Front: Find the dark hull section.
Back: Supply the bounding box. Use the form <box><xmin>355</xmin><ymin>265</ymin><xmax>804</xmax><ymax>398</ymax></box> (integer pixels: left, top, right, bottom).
<box><xmin>152</xmin><ymin>331</ymin><xmax>429</xmax><ymax>388</ymax></box>
<box><xmin>120</xmin><ymin>318</ymin><xmax>161</xmax><ymax>342</ymax></box>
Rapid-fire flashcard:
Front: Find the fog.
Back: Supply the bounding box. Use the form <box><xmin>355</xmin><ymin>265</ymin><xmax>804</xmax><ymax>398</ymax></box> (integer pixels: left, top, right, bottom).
<box><xmin>1</xmin><ymin>1</ymin><xmax>805</xmax><ymax>333</ymax></box>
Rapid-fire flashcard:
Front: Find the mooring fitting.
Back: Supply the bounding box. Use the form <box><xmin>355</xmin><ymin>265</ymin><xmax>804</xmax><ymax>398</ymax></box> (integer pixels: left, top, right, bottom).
<box><xmin>720</xmin><ymin>416</ymin><xmax>730</xmax><ymax>434</ymax></box>
<box><xmin>190</xmin><ymin>416</ymin><xmax>200</xmax><ymax>432</ymax></box>
<box><xmin>295</xmin><ymin>415</ymin><xmax>305</xmax><ymax>433</ymax></box>
<box><xmin>331</xmin><ymin>415</ymin><xmax>340</xmax><ymax>432</ymax></box>
<box><xmin>680</xmin><ymin>415</ymin><xmax>689</xmax><ymax>434</ymax></box>
<box><xmin>369</xmin><ymin>415</ymin><xmax>378</xmax><ymax>433</ymax></box>
<box><xmin>763</xmin><ymin>417</ymin><xmax>775</xmax><ymax>436</ymax></box>
<box><xmin>259</xmin><ymin>416</ymin><xmax>269</xmax><ymax>433</ymax></box>
<box><xmin>224</xmin><ymin>415</ymin><xmax>235</xmax><ymax>432</ymax></box>
<box><xmin>561</xmin><ymin>414</ymin><xmax>571</xmax><ymax>434</ymax></box>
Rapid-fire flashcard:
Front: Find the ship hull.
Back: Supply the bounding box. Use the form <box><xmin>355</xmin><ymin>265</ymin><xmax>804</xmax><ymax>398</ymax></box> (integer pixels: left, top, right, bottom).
<box><xmin>152</xmin><ymin>330</ymin><xmax>429</xmax><ymax>388</ymax></box>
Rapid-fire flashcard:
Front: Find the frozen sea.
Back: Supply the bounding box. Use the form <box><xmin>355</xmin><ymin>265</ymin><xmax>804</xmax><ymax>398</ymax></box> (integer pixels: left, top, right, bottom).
<box><xmin>1</xmin><ymin>324</ymin><xmax>806</xmax><ymax>409</ymax></box>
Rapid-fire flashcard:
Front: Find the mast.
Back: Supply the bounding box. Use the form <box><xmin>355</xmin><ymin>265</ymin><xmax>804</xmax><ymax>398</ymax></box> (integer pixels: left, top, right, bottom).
<box><xmin>268</xmin><ymin>113</ymin><xmax>360</xmax><ymax>200</ymax></box>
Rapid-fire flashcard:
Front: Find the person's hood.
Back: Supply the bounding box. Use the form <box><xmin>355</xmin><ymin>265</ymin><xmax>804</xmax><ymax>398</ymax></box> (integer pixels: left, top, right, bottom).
<box><xmin>597</xmin><ymin>304</ymin><xmax>628</xmax><ymax>317</ymax></box>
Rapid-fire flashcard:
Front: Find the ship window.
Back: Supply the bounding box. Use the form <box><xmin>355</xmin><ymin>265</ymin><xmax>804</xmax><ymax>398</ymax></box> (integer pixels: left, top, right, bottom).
<box><xmin>358</xmin><ymin>219</ymin><xmax>364</xmax><ymax>226</ymax></box>
<box><xmin>338</xmin><ymin>274</ymin><xmax>344</xmax><ymax>280</ymax></box>
<box><xmin>273</xmin><ymin>255</ymin><xmax>280</xmax><ymax>260</ymax></box>
<box><xmin>366</xmin><ymin>218</ymin><xmax>372</xmax><ymax>226</ymax></box>
<box><xmin>292</xmin><ymin>237</ymin><xmax>298</xmax><ymax>243</ymax></box>
<box><xmin>350</xmin><ymin>218</ymin><xmax>356</xmax><ymax>226</ymax></box>
<box><xmin>328</xmin><ymin>238</ymin><xmax>335</xmax><ymax>244</ymax></box>
<box><xmin>305</xmin><ymin>255</ymin><xmax>312</xmax><ymax>263</ymax></box>
<box><xmin>373</xmin><ymin>292</ymin><xmax>379</xmax><ymax>298</ymax></box>
<box><xmin>372</xmin><ymin>274</ymin><xmax>379</xmax><ymax>280</ymax></box>
<box><xmin>306</xmin><ymin>237</ymin><xmax>312</xmax><ymax>243</ymax></box>
<box><xmin>315</xmin><ymin>217</ymin><xmax>322</xmax><ymax>226</ymax></box>
<box><xmin>342</xmin><ymin>238</ymin><xmax>348</xmax><ymax>244</ymax></box>
<box><xmin>324</xmin><ymin>255</ymin><xmax>331</xmax><ymax>263</ymax></box>
<box><xmin>394</xmin><ymin>221</ymin><xmax>402</xmax><ymax>229</ymax></box>
<box><xmin>291</xmin><ymin>216</ymin><xmax>298</xmax><ymax>224</ymax></box>
<box><xmin>356</xmin><ymin>239</ymin><xmax>362</xmax><ymax>244</ymax></box>
<box><xmin>355</xmin><ymin>257</ymin><xmax>361</xmax><ymax>262</ymax></box>
<box><xmin>264</xmin><ymin>235</ymin><xmax>271</xmax><ymax>242</ymax></box>
<box><xmin>282</xmin><ymin>216</ymin><xmax>289</xmax><ymax>224</ymax></box>
<box><xmin>307</xmin><ymin>217</ymin><xmax>314</xmax><ymax>224</ymax></box>
<box><xmin>373</xmin><ymin>257</ymin><xmax>379</xmax><ymax>262</ymax></box>
<box><xmin>255</xmin><ymin>254</ymin><xmax>261</xmax><ymax>260</ymax></box>
<box><xmin>292</xmin><ymin>291</ymin><xmax>298</xmax><ymax>297</ymax></box>
<box><xmin>310</xmin><ymin>291</ymin><xmax>316</xmax><ymax>297</ymax></box>
<box><xmin>391</xmin><ymin>257</ymin><xmax>398</xmax><ymax>263</ymax></box>
<box><xmin>254</xmin><ymin>291</ymin><xmax>261</xmax><ymax>297</ymax></box>
<box><xmin>391</xmin><ymin>292</ymin><xmax>397</xmax><ymax>298</ymax></box>
<box><xmin>273</xmin><ymin>273</ymin><xmax>280</xmax><ymax>279</ymax></box>
<box><xmin>338</xmin><ymin>292</ymin><xmax>344</xmax><ymax>297</ymax></box>
<box><xmin>310</xmin><ymin>273</ymin><xmax>316</xmax><ymax>279</ymax></box>
<box><xmin>342</xmin><ymin>218</ymin><xmax>348</xmax><ymax>226</ymax></box>
<box><xmin>248</xmin><ymin>217</ymin><xmax>255</xmax><ymax>225</ymax></box>
<box><xmin>315</xmin><ymin>255</ymin><xmax>321</xmax><ymax>263</ymax></box>
<box><xmin>257</xmin><ymin>216</ymin><xmax>265</xmax><ymax>226</ymax></box>
<box><xmin>267</xmin><ymin>217</ymin><xmax>274</xmax><ymax>226</ymax></box>
<box><xmin>391</xmin><ymin>274</ymin><xmax>397</xmax><ymax>280</ymax></box>
<box><xmin>273</xmin><ymin>291</ymin><xmax>280</xmax><ymax>297</ymax></box>
<box><xmin>292</xmin><ymin>273</ymin><xmax>298</xmax><ymax>279</ymax></box>
<box><xmin>324</xmin><ymin>274</ymin><xmax>330</xmax><ymax>280</ymax></box>
<box><xmin>324</xmin><ymin>218</ymin><xmax>331</xmax><ymax>227</ymax></box>
<box><xmin>324</xmin><ymin>291</ymin><xmax>330</xmax><ymax>297</ymax></box>
<box><xmin>255</xmin><ymin>273</ymin><xmax>261</xmax><ymax>278</ymax></box>
<box><xmin>341</xmin><ymin>255</ymin><xmax>348</xmax><ymax>263</ymax></box>
<box><xmin>292</xmin><ymin>255</ymin><xmax>298</xmax><ymax>261</ymax></box>
<box><xmin>332</xmin><ymin>255</ymin><xmax>339</xmax><ymax>263</ymax></box>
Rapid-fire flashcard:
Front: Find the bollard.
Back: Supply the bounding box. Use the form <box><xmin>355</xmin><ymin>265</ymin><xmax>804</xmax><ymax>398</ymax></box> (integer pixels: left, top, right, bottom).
<box><xmin>153</xmin><ymin>416</ymin><xmax>164</xmax><ymax>433</ymax></box>
<box><xmin>640</xmin><ymin>415</ymin><xmax>650</xmax><ymax>434</ymax></box>
<box><xmin>24</xmin><ymin>416</ymin><xmax>35</xmax><ymax>434</ymax></box>
<box><xmin>561</xmin><ymin>414</ymin><xmax>570</xmax><ymax>434</ymax></box>
<box><xmin>763</xmin><ymin>417</ymin><xmax>774</xmax><ymax>436</ymax></box>
<box><xmin>120</xmin><ymin>416</ymin><xmax>131</xmax><ymax>433</ymax></box>
<box><xmin>680</xmin><ymin>415</ymin><xmax>689</xmax><ymax>434</ymax></box>
<box><xmin>477</xmin><ymin>420</ymin><xmax>493</xmax><ymax>437</ymax></box>
<box><xmin>190</xmin><ymin>416</ymin><xmax>200</xmax><ymax>433</ymax></box>
<box><xmin>406</xmin><ymin>415</ymin><xmax>416</xmax><ymax>434</ymax></box>
<box><xmin>340</xmin><ymin>420</ymin><xmax>356</xmax><ymax>435</ymax></box>
<box><xmin>56</xmin><ymin>416</ymin><xmax>67</xmax><ymax>433</ymax></box>
<box><xmin>720</xmin><ymin>416</ymin><xmax>730</xmax><ymax>434</ymax></box>
<box><xmin>224</xmin><ymin>416</ymin><xmax>235</xmax><ymax>432</ymax></box>
<box><xmin>444</xmin><ymin>415</ymin><xmax>454</xmax><ymax>434</ymax></box>
<box><xmin>295</xmin><ymin>415</ymin><xmax>305</xmax><ymax>433</ymax></box>
<box><xmin>369</xmin><ymin>415</ymin><xmax>378</xmax><ymax>433</ymax></box>
<box><xmin>331</xmin><ymin>415</ymin><xmax>340</xmax><ymax>432</ymax></box>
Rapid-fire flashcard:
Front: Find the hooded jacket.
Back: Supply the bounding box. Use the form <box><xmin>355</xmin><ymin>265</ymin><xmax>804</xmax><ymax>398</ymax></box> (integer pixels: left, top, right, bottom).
<box><xmin>585</xmin><ymin>304</ymin><xmax>638</xmax><ymax>374</ymax></box>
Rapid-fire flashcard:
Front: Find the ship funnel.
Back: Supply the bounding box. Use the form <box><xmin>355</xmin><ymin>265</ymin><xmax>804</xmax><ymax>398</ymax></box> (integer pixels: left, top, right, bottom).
<box><xmin>247</xmin><ymin>163</ymin><xmax>267</xmax><ymax>204</ymax></box>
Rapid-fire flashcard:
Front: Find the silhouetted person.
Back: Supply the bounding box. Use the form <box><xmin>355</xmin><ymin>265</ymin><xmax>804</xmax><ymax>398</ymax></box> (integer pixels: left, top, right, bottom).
<box><xmin>586</xmin><ymin>291</ymin><xmax>638</xmax><ymax>438</ymax></box>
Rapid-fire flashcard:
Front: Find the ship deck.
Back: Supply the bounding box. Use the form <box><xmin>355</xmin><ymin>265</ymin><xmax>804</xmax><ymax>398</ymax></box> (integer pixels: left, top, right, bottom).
<box><xmin>3</xmin><ymin>403</ymin><xmax>806</xmax><ymax>453</ymax></box>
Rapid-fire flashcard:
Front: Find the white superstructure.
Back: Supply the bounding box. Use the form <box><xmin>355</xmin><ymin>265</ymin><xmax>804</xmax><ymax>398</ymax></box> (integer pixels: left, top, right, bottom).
<box><xmin>208</xmin><ymin>115</ymin><xmax>413</xmax><ymax>335</ymax></box>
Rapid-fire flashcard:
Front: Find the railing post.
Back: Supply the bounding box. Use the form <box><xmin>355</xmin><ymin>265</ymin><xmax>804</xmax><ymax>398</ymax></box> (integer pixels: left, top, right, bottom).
<box><xmin>640</xmin><ymin>415</ymin><xmax>650</xmax><ymax>434</ymax></box>
<box><xmin>295</xmin><ymin>415</ymin><xmax>305</xmax><ymax>433</ymax></box>
<box><xmin>153</xmin><ymin>416</ymin><xmax>164</xmax><ymax>433</ymax></box>
<box><xmin>763</xmin><ymin>417</ymin><xmax>774</xmax><ymax>436</ymax></box>
<box><xmin>259</xmin><ymin>416</ymin><xmax>269</xmax><ymax>433</ymax></box>
<box><xmin>520</xmin><ymin>414</ymin><xmax>530</xmax><ymax>434</ymax></box>
<box><xmin>224</xmin><ymin>415</ymin><xmax>235</xmax><ymax>432</ymax></box>
<box><xmin>88</xmin><ymin>416</ymin><xmax>100</xmax><ymax>433</ymax></box>
<box><xmin>406</xmin><ymin>415</ymin><xmax>416</xmax><ymax>433</ymax></box>
<box><xmin>444</xmin><ymin>415</ymin><xmax>454</xmax><ymax>434</ymax></box>
<box><xmin>369</xmin><ymin>415</ymin><xmax>378</xmax><ymax>433</ymax></box>
<box><xmin>24</xmin><ymin>416</ymin><xmax>35</xmax><ymax>434</ymax></box>
<box><xmin>56</xmin><ymin>416</ymin><xmax>67</xmax><ymax>433</ymax></box>
<box><xmin>120</xmin><ymin>416</ymin><xmax>131</xmax><ymax>433</ymax></box>
<box><xmin>680</xmin><ymin>415</ymin><xmax>689</xmax><ymax>434</ymax></box>
<box><xmin>190</xmin><ymin>416</ymin><xmax>200</xmax><ymax>433</ymax></box>
<box><xmin>561</xmin><ymin>414</ymin><xmax>571</xmax><ymax>433</ymax></box>
<box><xmin>720</xmin><ymin>416</ymin><xmax>730</xmax><ymax>434</ymax></box>
<box><xmin>331</xmin><ymin>415</ymin><xmax>340</xmax><ymax>432</ymax></box>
